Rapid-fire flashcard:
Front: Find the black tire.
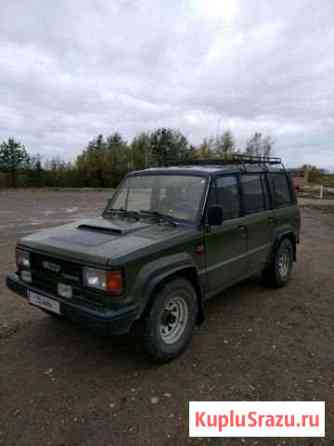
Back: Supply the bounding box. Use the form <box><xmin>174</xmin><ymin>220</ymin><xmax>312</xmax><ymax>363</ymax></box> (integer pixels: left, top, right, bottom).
<box><xmin>143</xmin><ymin>278</ymin><xmax>198</xmax><ymax>363</ymax></box>
<box><xmin>262</xmin><ymin>238</ymin><xmax>294</xmax><ymax>288</ymax></box>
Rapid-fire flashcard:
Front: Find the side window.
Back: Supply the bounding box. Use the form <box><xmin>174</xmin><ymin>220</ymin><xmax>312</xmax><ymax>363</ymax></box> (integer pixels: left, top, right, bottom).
<box><xmin>241</xmin><ymin>174</ymin><xmax>266</xmax><ymax>214</ymax></box>
<box><xmin>268</xmin><ymin>173</ymin><xmax>292</xmax><ymax>208</ymax></box>
<box><xmin>216</xmin><ymin>175</ymin><xmax>240</xmax><ymax>220</ymax></box>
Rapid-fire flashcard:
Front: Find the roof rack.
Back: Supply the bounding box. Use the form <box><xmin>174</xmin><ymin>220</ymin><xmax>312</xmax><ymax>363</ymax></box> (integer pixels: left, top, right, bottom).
<box><xmin>167</xmin><ymin>154</ymin><xmax>284</xmax><ymax>169</ymax></box>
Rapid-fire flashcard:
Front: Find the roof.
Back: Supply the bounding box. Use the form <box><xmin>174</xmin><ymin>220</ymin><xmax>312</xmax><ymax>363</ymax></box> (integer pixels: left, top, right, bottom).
<box><xmin>129</xmin><ymin>164</ymin><xmax>285</xmax><ymax>177</ymax></box>
<box><xmin>128</xmin><ymin>156</ymin><xmax>286</xmax><ymax>177</ymax></box>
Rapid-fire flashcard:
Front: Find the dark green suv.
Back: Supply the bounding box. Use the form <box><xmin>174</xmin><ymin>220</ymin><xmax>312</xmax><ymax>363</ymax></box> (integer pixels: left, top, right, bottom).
<box><xmin>7</xmin><ymin>156</ymin><xmax>300</xmax><ymax>362</ymax></box>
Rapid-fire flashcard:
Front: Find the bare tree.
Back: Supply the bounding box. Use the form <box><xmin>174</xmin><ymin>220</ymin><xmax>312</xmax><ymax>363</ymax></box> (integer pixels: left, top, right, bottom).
<box><xmin>245</xmin><ymin>133</ymin><xmax>274</xmax><ymax>157</ymax></box>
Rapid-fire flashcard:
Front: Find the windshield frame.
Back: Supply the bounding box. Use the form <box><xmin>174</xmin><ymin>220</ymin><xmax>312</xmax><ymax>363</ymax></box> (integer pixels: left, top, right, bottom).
<box><xmin>104</xmin><ymin>171</ymin><xmax>209</xmax><ymax>225</ymax></box>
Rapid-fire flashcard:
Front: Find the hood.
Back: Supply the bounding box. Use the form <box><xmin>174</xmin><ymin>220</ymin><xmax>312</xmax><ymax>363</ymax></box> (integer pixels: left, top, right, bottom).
<box><xmin>19</xmin><ymin>216</ymin><xmax>195</xmax><ymax>266</ymax></box>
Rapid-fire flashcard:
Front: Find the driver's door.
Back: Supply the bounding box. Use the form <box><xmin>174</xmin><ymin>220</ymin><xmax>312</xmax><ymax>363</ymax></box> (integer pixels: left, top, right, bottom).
<box><xmin>204</xmin><ymin>175</ymin><xmax>248</xmax><ymax>297</ymax></box>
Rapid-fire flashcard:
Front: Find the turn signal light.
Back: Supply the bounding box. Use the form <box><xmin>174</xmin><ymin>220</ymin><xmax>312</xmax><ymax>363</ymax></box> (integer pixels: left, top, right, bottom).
<box><xmin>106</xmin><ymin>271</ymin><xmax>123</xmax><ymax>295</ymax></box>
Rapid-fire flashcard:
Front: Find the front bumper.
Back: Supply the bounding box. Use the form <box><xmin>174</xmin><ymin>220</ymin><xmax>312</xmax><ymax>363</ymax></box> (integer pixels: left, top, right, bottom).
<box><xmin>6</xmin><ymin>273</ymin><xmax>139</xmax><ymax>335</ymax></box>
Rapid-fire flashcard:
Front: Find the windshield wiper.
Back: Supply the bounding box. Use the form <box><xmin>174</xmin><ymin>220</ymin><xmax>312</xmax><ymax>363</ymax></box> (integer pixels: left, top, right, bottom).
<box><xmin>139</xmin><ymin>210</ymin><xmax>177</xmax><ymax>226</ymax></box>
<box><xmin>104</xmin><ymin>208</ymin><xmax>140</xmax><ymax>220</ymax></box>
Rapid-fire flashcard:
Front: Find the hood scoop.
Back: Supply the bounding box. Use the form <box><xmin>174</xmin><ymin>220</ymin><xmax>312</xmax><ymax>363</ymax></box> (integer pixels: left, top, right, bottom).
<box><xmin>49</xmin><ymin>217</ymin><xmax>153</xmax><ymax>247</ymax></box>
<box><xmin>78</xmin><ymin>224</ymin><xmax>122</xmax><ymax>235</ymax></box>
<box><xmin>76</xmin><ymin>217</ymin><xmax>152</xmax><ymax>236</ymax></box>
<box><xmin>50</xmin><ymin>227</ymin><xmax>118</xmax><ymax>247</ymax></box>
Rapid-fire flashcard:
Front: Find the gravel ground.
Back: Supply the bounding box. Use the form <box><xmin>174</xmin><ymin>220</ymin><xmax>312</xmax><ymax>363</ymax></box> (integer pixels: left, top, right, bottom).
<box><xmin>0</xmin><ymin>190</ymin><xmax>333</xmax><ymax>446</ymax></box>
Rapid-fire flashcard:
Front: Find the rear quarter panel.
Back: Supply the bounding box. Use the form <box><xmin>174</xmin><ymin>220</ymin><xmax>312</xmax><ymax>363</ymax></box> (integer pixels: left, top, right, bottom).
<box><xmin>272</xmin><ymin>204</ymin><xmax>301</xmax><ymax>251</ymax></box>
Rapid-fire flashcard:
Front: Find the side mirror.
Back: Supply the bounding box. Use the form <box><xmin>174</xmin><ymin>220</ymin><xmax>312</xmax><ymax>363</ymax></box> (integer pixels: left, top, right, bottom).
<box><xmin>207</xmin><ymin>205</ymin><xmax>223</xmax><ymax>226</ymax></box>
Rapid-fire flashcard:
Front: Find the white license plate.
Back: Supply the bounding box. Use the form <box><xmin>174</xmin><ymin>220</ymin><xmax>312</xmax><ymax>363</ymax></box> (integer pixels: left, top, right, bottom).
<box><xmin>28</xmin><ymin>291</ymin><xmax>61</xmax><ymax>315</ymax></box>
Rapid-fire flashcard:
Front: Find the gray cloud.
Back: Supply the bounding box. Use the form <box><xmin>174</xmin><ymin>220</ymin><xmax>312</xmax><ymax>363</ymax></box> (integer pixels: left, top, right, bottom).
<box><xmin>0</xmin><ymin>0</ymin><xmax>333</xmax><ymax>167</ymax></box>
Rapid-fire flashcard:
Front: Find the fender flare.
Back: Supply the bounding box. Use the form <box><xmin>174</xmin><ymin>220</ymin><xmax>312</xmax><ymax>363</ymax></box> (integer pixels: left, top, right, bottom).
<box><xmin>130</xmin><ymin>253</ymin><xmax>205</xmax><ymax>323</ymax></box>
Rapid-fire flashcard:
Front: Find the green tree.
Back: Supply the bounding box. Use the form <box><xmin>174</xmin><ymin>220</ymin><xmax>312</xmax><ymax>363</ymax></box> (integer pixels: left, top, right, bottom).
<box><xmin>44</xmin><ymin>157</ymin><xmax>71</xmax><ymax>187</ymax></box>
<box><xmin>76</xmin><ymin>134</ymin><xmax>107</xmax><ymax>187</ymax></box>
<box><xmin>0</xmin><ymin>138</ymin><xmax>30</xmax><ymax>187</ymax></box>
<box><xmin>130</xmin><ymin>132</ymin><xmax>152</xmax><ymax>170</ymax></box>
<box><xmin>105</xmin><ymin>132</ymin><xmax>129</xmax><ymax>187</ymax></box>
<box><xmin>76</xmin><ymin>132</ymin><xmax>131</xmax><ymax>187</ymax></box>
<box><xmin>150</xmin><ymin>128</ymin><xmax>190</xmax><ymax>166</ymax></box>
<box><xmin>214</xmin><ymin>130</ymin><xmax>236</xmax><ymax>156</ymax></box>
<box><xmin>194</xmin><ymin>138</ymin><xmax>215</xmax><ymax>159</ymax></box>
<box><xmin>27</xmin><ymin>154</ymin><xmax>44</xmax><ymax>187</ymax></box>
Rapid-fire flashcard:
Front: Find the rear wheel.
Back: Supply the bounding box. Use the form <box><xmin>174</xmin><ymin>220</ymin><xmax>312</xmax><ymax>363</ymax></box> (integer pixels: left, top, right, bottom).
<box><xmin>262</xmin><ymin>238</ymin><xmax>294</xmax><ymax>288</ymax></box>
<box><xmin>143</xmin><ymin>278</ymin><xmax>198</xmax><ymax>362</ymax></box>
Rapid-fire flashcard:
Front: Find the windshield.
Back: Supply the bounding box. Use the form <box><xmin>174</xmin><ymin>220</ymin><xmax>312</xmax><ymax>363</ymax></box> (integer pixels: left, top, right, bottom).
<box><xmin>106</xmin><ymin>174</ymin><xmax>207</xmax><ymax>223</ymax></box>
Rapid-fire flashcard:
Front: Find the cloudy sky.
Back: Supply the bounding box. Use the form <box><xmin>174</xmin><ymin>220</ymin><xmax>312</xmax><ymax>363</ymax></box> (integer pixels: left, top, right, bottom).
<box><xmin>1</xmin><ymin>0</ymin><xmax>334</xmax><ymax>168</ymax></box>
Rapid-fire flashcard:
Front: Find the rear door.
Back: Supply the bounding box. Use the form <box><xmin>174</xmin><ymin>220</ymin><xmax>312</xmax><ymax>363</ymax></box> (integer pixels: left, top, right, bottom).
<box><xmin>240</xmin><ymin>173</ymin><xmax>274</xmax><ymax>274</ymax></box>
<box><xmin>204</xmin><ymin>174</ymin><xmax>248</xmax><ymax>296</ymax></box>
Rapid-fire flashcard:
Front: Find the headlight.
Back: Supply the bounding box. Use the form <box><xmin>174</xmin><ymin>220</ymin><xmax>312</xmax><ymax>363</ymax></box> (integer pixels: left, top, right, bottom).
<box><xmin>83</xmin><ymin>268</ymin><xmax>123</xmax><ymax>295</ymax></box>
<box><xmin>16</xmin><ymin>250</ymin><xmax>31</xmax><ymax>269</ymax></box>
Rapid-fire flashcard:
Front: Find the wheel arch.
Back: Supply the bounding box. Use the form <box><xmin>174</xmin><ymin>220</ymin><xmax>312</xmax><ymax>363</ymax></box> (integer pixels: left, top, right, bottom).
<box><xmin>139</xmin><ymin>265</ymin><xmax>205</xmax><ymax>325</ymax></box>
<box><xmin>273</xmin><ymin>231</ymin><xmax>297</xmax><ymax>261</ymax></box>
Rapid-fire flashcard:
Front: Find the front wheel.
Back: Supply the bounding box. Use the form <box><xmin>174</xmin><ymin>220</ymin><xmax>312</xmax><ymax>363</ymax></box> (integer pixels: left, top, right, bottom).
<box><xmin>262</xmin><ymin>238</ymin><xmax>294</xmax><ymax>288</ymax></box>
<box><xmin>143</xmin><ymin>278</ymin><xmax>198</xmax><ymax>362</ymax></box>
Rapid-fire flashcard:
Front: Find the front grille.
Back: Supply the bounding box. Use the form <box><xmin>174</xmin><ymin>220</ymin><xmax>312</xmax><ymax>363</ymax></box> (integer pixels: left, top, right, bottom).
<box><xmin>29</xmin><ymin>252</ymin><xmax>83</xmax><ymax>298</ymax></box>
<box><xmin>31</xmin><ymin>253</ymin><xmax>82</xmax><ymax>281</ymax></box>
<box><xmin>25</xmin><ymin>252</ymin><xmax>105</xmax><ymax>308</ymax></box>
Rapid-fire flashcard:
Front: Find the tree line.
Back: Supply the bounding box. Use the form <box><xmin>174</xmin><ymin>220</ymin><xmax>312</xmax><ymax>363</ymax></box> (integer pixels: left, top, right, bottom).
<box><xmin>0</xmin><ymin>129</ymin><xmax>274</xmax><ymax>188</ymax></box>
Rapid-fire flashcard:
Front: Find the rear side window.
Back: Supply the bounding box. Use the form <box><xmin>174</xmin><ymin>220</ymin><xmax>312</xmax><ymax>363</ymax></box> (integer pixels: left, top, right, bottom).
<box><xmin>268</xmin><ymin>173</ymin><xmax>292</xmax><ymax>208</ymax></box>
<box><xmin>241</xmin><ymin>174</ymin><xmax>266</xmax><ymax>214</ymax></box>
<box><xmin>215</xmin><ymin>175</ymin><xmax>240</xmax><ymax>220</ymax></box>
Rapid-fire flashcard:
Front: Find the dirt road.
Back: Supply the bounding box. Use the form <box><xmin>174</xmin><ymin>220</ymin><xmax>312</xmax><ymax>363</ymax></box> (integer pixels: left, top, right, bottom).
<box><xmin>0</xmin><ymin>190</ymin><xmax>333</xmax><ymax>445</ymax></box>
